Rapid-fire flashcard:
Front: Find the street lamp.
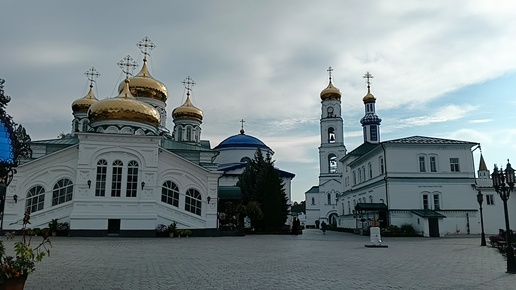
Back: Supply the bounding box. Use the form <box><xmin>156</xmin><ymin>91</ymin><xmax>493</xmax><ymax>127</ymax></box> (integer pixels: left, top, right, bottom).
<box><xmin>492</xmin><ymin>160</ymin><xmax>516</xmax><ymax>274</ymax></box>
<box><xmin>476</xmin><ymin>190</ymin><xmax>486</xmax><ymax>246</ymax></box>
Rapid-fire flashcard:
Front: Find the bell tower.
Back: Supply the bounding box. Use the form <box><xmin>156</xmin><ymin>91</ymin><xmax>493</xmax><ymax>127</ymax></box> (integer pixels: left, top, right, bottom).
<box><xmin>360</xmin><ymin>72</ymin><xmax>382</xmax><ymax>144</ymax></box>
<box><xmin>319</xmin><ymin>67</ymin><xmax>346</xmax><ymax>181</ymax></box>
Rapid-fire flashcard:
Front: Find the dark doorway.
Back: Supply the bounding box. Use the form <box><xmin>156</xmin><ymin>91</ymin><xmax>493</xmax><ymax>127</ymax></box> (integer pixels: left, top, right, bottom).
<box><xmin>107</xmin><ymin>219</ymin><xmax>120</xmax><ymax>236</ymax></box>
<box><xmin>379</xmin><ymin>210</ymin><xmax>388</xmax><ymax>228</ymax></box>
<box><xmin>428</xmin><ymin>218</ymin><xmax>439</xmax><ymax>237</ymax></box>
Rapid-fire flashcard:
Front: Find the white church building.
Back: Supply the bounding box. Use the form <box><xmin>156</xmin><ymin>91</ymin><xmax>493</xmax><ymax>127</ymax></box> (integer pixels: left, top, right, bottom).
<box><xmin>306</xmin><ymin>69</ymin><xmax>514</xmax><ymax>237</ymax></box>
<box><xmin>2</xmin><ymin>38</ymin><xmax>294</xmax><ymax>236</ymax></box>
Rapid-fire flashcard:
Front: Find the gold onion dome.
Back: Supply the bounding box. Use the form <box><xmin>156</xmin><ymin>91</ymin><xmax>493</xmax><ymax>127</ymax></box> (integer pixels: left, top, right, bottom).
<box><xmin>72</xmin><ymin>85</ymin><xmax>99</xmax><ymax>113</ymax></box>
<box><xmin>362</xmin><ymin>86</ymin><xmax>376</xmax><ymax>103</ymax></box>
<box><xmin>118</xmin><ymin>60</ymin><xmax>168</xmax><ymax>102</ymax></box>
<box><xmin>89</xmin><ymin>79</ymin><xmax>161</xmax><ymax>127</ymax></box>
<box><xmin>320</xmin><ymin>81</ymin><xmax>341</xmax><ymax>101</ymax></box>
<box><xmin>172</xmin><ymin>94</ymin><xmax>203</xmax><ymax>122</ymax></box>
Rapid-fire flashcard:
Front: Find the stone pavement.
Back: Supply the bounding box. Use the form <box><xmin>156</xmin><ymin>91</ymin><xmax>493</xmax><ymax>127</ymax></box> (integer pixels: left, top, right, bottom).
<box><xmin>4</xmin><ymin>229</ymin><xmax>515</xmax><ymax>290</ymax></box>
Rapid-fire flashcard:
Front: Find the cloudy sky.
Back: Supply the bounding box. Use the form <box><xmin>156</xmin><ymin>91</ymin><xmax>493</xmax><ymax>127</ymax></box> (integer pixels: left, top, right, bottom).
<box><xmin>1</xmin><ymin>1</ymin><xmax>516</xmax><ymax>202</ymax></box>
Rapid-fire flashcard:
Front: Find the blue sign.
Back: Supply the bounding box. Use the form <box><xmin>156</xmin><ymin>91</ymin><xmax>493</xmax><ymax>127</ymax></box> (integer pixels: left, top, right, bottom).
<box><xmin>0</xmin><ymin>119</ymin><xmax>14</xmax><ymax>165</ymax></box>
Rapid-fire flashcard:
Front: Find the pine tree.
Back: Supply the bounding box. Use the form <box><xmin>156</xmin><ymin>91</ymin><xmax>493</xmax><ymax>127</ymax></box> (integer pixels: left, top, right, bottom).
<box><xmin>237</xmin><ymin>149</ymin><xmax>288</xmax><ymax>230</ymax></box>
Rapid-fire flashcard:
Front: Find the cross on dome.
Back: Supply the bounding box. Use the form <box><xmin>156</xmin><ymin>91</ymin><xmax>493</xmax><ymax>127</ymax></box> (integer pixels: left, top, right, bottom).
<box><xmin>117</xmin><ymin>55</ymin><xmax>138</xmax><ymax>78</ymax></box>
<box><xmin>84</xmin><ymin>67</ymin><xmax>100</xmax><ymax>87</ymax></box>
<box><xmin>240</xmin><ymin>119</ymin><xmax>245</xmax><ymax>134</ymax></box>
<box><xmin>137</xmin><ymin>36</ymin><xmax>156</xmax><ymax>61</ymax></box>
<box><xmin>363</xmin><ymin>71</ymin><xmax>374</xmax><ymax>88</ymax></box>
<box><xmin>182</xmin><ymin>76</ymin><xmax>196</xmax><ymax>92</ymax></box>
<box><xmin>327</xmin><ymin>66</ymin><xmax>334</xmax><ymax>82</ymax></box>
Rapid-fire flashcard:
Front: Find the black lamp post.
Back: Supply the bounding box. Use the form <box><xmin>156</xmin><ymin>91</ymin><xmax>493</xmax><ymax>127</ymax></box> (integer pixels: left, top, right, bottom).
<box><xmin>476</xmin><ymin>190</ymin><xmax>486</xmax><ymax>246</ymax></box>
<box><xmin>492</xmin><ymin>160</ymin><xmax>516</xmax><ymax>274</ymax></box>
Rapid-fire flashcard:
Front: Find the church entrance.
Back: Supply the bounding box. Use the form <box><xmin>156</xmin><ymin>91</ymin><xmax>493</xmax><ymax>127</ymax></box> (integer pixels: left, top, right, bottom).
<box><xmin>107</xmin><ymin>219</ymin><xmax>120</xmax><ymax>236</ymax></box>
<box><xmin>428</xmin><ymin>218</ymin><xmax>439</xmax><ymax>237</ymax></box>
<box><xmin>328</xmin><ymin>213</ymin><xmax>338</xmax><ymax>226</ymax></box>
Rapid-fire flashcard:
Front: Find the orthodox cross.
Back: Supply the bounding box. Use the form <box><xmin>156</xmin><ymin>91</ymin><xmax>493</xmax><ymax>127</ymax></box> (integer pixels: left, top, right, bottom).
<box><xmin>117</xmin><ymin>55</ymin><xmax>138</xmax><ymax>78</ymax></box>
<box><xmin>240</xmin><ymin>119</ymin><xmax>245</xmax><ymax>131</ymax></box>
<box><xmin>363</xmin><ymin>71</ymin><xmax>374</xmax><ymax>88</ymax></box>
<box><xmin>182</xmin><ymin>76</ymin><xmax>196</xmax><ymax>92</ymax></box>
<box><xmin>327</xmin><ymin>66</ymin><xmax>333</xmax><ymax>82</ymax></box>
<box><xmin>84</xmin><ymin>67</ymin><xmax>100</xmax><ymax>87</ymax></box>
<box><xmin>137</xmin><ymin>36</ymin><xmax>156</xmax><ymax>61</ymax></box>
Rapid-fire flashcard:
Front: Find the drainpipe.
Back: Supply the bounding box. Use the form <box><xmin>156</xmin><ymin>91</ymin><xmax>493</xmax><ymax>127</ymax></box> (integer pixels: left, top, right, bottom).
<box><xmin>381</xmin><ymin>143</ymin><xmax>389</xmax><ymax>226</ymax></box>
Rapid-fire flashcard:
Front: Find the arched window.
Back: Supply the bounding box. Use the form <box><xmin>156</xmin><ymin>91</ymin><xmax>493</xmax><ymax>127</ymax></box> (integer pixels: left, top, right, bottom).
<box><xmin>26</xmin><ymin>185</ymin><xmax>45</xmax><ymax>213</ymax></box>
<box><xmin>74</xmin><ymin>121</ymin><xmax>79</xmax><ymax>132</ymax></box>
<box><xmin>52</xmin><ymin>178</ymin><xmax>73</xmax><ymax>206</ymax></box>
<box><xmin>82</xmin><ymin>120</ymin><xmax>89</xmax><ymax>132</ymax></box>
<box><xmin>327</xmin><ymin>193</ymin><xmax>331</xmax><ymax>205</ymax></box>
<box><xmin>328</xmin><ymin>127</ymin><xmax>335</xmax><ymax>143</ymax></box>
<box><xmin>162</xmin><ymin>181</ymin><xmax>179</xmax><ymax>207</ymax></box>
<box><xmin>126</xmin><ymin>161</ymin><xmax>138</xmax><ymax>197</ymax></box>
<box><xmin>311</xmin><ymin>197</ymin><xmax>315</xmax><ymax>205</ymax></box>
<box><xmin>111</xmin><ymin>160</ymin><xmax>123</xmax><ymax>197</ymax></box>
<box><xmin>177</xmin><ymin>127</ymin><xmax>183</xmax><ymax>141</ymax></box>
<box><xmin>328</xmin><ymin>154</ymin><xmax>337</xmax><ymax>173</ymax></box>
<box><xmin>186</xmin><ymin>127</ymin><xmax>192</xmax><ymax>141</ymax></box>
<box><xmin>185</xmin><ymin>189</ymin><xmax>202</xmax><ymax>216</ymax></box>
<box><xmin>379</xmin><ymin>157</ymin><xmax>385</xmax><ymax>175</ymax></box>
<box><xmin>95</xmin><ymin>159</ymin><xmax>107</xmax><ymax>196</ymax></box>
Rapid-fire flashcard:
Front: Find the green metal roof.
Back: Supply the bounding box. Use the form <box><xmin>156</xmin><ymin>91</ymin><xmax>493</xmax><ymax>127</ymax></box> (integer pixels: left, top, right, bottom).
<box><xmin>161</xmin><ymin>138</ymin><xmax>214</xmax><ymax>152</ymax></box>
<box><xmin>411</xmin><ymin>210</ymin><xmax>446</xmax><ymax>218</ymax></box>
<box><xmin>218</xmin><ymin>186</ymin><xmax>241</xmax><ymax>199</ymax></box>
<box><xmin>355</xmin><ymin>203</ymin><xmax>388</xmax><ymax>211</ymax></box>
<box><xmin>305</xmin><ymin>186</ymin><xmax>319</xmax><ymax>194</ymax></box>
<box><xmin>32</xmin><ymin>136</ymin><xmax>79</xmax><ymax>145</ymax></box>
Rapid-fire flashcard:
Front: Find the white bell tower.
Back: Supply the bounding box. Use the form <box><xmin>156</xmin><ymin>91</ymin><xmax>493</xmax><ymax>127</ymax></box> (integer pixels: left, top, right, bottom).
<box><xmin>319</xmin><ymin>67</ymin><xmax>347</xmax><ymax>183</ymax></box>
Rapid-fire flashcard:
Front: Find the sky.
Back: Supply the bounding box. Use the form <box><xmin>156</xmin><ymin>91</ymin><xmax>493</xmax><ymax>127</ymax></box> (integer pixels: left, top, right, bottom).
<box><xmin>1</xmin><ymin>1</ymin><xmax>516</xmax><ymax>203</ymax></box>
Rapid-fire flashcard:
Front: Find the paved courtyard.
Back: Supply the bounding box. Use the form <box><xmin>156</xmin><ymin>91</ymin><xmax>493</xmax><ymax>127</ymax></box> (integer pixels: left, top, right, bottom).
<box><xmin>4</xmin><ymin>229</ymin><xmax>514</xmax><ymax>289</ymax></box>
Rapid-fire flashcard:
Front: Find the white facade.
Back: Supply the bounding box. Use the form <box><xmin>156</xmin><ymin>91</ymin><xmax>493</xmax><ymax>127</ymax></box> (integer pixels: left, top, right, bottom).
<box><xmin>305</xmin><ymin>74</ymin><xmax>346</xmax><ymax>227</ymax></box>
<box><xmin>3</xmin><ymin>46</ymin><xmax>294</xmax><ymax>236</ymax></box>
<box><xmin>305</xmin><ymin>72</ymin><xmax>513</xmax><ymax>237</ymax></box>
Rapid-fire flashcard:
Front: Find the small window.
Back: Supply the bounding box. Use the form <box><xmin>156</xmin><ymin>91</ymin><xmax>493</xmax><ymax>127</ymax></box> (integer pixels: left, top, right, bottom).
<box><xmin>311</xmin><ymin>197</ymin><xmax>315</xmax><ymax>205</ymax></box>
<box><xmin>433</xmin><ymin>194</ymin><xmax>440</xmax><ymax>210</ymax></box>
<box><xmin>379</xmin><ymin>157</ymin><xmax>385</xmax><ymax>175</ymax></box>
<box><xmin>353</xmin><ymin>171</ymin><xmax>357</xmax><ymax>185</ymax></box>
<box><xmin>327</xmin><ymin>193</ymin><xmax>331</xmax><ymax>205</ymax></box>
<box><xmin>423</xmin><ymin>194</ymin><xmax>429</xmax><ymax>209</ymax></box>
<box><xmin>486</xmin><ymin>194</ymin><xmax>495</xmax><ymax>205</ymax></box>
<box><xmin>419</xmin><ymin>156</ymin><xmax>426</xmax><ymax>172</ymax></box>
<box><xmin>368</xmin><ymin>163</ymin><xmax>372</xmax><ymax>179</ymax></box>
<box><xmin>358</xmin><ymin>169</ymin><xmax>362</xmax><ymax>183</ymax></box>
<box><xmin>450</xmin><ymin>158</ymin><xmax>460</xmax><ymax>172</ymax></box>
<box><xmin>430</xmin><ymin>156</ymin><xmax>437</xmax><ymax>172</ymax></box>
<box><xmin>369</xmin><ymin>196</ymin><xmax>373</xmax><ymax>203</ymax></box>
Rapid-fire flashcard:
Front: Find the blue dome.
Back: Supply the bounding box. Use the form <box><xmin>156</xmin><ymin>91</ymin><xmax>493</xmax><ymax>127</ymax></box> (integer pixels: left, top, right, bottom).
<box><xmin>214</xmin><ymin>133</ymin><xmax>271</xmax><ymax>151</ymax></box>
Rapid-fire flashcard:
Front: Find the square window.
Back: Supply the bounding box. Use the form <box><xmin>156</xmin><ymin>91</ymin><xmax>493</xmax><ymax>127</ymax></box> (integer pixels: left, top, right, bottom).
<box><xmin>450</xmin><ymin>158</ymin><xmax>460</xmax><ymax>172</ymax></box>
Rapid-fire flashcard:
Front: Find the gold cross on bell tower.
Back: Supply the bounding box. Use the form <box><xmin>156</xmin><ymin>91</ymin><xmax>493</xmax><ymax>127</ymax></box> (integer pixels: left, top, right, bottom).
<box><xmin>363</xmin><ymin>71</ymin><xmax>374</xmax><ymax>88</ymax></box>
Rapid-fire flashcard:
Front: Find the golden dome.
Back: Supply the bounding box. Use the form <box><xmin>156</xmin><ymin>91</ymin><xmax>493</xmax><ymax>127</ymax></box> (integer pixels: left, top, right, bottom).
<box><xmin>72</xmin><ymin>85</ymin><xmax>99</xmax><ymax>113</ymax></box>
<box><xmin>320</xmin><ymin>81</ymin><xmax>341</xmax><ymax>101</ymax></box>
<box><xmin>362</xmin><ymin>87</ymin><xmax>376</xmax><ymax>103</ymax></box>
<box><xmin>89</xmin><ymin>80</ymin><xmax>161</xmax><ymax>127</ymax></box>
<box><xmin>172</xmin><ymin>93</ymin><xmax>203</xmax><ymax>122</ymax></box>
<box><xmin>118</xmin><ymin>60</ymin><xmax>168</xmax><ymax>102</ymax></box>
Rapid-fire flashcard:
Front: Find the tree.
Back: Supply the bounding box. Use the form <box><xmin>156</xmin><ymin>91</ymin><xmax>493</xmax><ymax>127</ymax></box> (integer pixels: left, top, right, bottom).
<box><xmin>237</xmin><ymin>149</ymin><xmax>288</xmax><ymax>230</ymax></box>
